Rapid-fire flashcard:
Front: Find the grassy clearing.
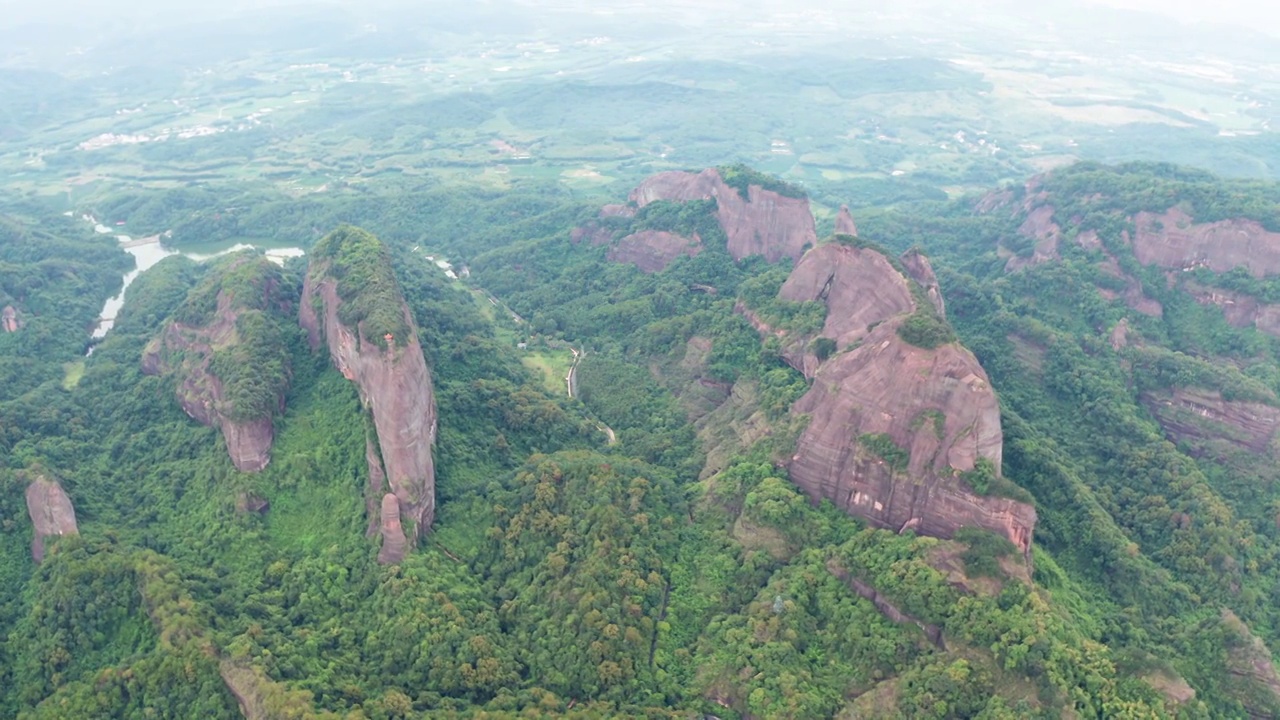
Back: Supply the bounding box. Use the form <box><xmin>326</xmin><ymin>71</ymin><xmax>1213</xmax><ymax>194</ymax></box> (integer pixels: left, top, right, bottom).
<box><xmin>521</xmin><ymin>350</ymin><xmax>574</xmax><ymax>396</ymax></box>
<box><xmin>61</xmin><ymin>361</ymin><xmax>86</xmax><ymax>390</ymax></box>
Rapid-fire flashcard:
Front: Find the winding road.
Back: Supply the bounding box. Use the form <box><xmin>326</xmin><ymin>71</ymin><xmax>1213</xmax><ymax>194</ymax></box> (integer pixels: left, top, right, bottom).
<box><xmin>564</xmin><ymin>346</ymin><xmax>616</xmax><ymax>445</ymax></box>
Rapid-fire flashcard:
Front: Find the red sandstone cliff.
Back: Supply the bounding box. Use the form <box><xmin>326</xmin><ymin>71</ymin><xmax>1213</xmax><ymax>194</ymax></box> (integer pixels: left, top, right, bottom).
<box><xmin>1133</xmin><ymin>208</ymin><xmax>1280</xmax><ymax>277</ymax></box>
<box><xmin>763</xmin><ymin>241</ymin><xmax>1036</xmax><ymax>555</ymax></box>
<box><xmin>776</xmin><ymin>242</ymin><xmax>915</xmax><ymax>377</ymax></box>
<box><xmin>141</xmin><ymin>256</ymin><xmax>290</xmax><ymax>473</ymax></box>
<box><xmin>299</xmin><ymin>265</ymin><xmax>436</xmax><ymax>564</ymax></box>
<box><xmin>585</xmin><ymin>168</ymin><xmax>817</xmax><ymax>268</ymax></box>
<box><xmin>1142</xmin><ymin>387</ymin><xmax>1280</xmax><ymax>456</ymax></box>
<box><xmin>25</xmin><ymin>475</ymin><xmax>79</xmax><ymax>562</ymax></box>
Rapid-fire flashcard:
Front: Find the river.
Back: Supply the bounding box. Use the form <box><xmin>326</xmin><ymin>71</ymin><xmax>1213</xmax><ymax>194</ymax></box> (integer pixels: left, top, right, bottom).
<box><xmin>87</xmin><ymin>218</ymin><xmax>304</xmax><ymax>343</ymax></box>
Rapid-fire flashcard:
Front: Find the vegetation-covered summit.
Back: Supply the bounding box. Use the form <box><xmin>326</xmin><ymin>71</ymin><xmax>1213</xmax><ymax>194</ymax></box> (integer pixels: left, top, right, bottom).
<box><xmin>311</xmin><ymin>225</ymin><xmax>413</xmax><ymax>350</ymax></box>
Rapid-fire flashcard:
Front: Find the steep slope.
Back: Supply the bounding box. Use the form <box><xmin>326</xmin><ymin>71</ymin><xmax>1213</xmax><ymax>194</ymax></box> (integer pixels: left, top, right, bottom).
<box><xmin>753</xmin><ymin>240</ymin><xmax>1035</xmax><ymax>556</ymax></box>
<box><xmin>587</xmin><ymin>165</ymin><xmax>817</xmax><ymax>265</ymax></box>
<box><xmin>298</xmin><ymin>226</ymin><xmax>436</xmax><ymax>563</ymax></box>
<box><xmin>24</xmin><ymin>474</ymin><xmax>78</xmax><ymax>563</ymax></box>
<box><xmin>141</xmin><ymin>252</ymin><xmax>295</xmax><ymax>473</ymax></box>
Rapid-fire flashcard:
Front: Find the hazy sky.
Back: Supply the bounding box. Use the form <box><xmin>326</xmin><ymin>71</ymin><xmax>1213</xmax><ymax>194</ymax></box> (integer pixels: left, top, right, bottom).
<box><xmin>1093</xmin><ymin>0</ymin><xmax>1280</xmax><ymax>29</ymax></box>
<box><xmin>0</xmin><ymin>0</ymin><xmax>1275</xmax><ymax>37</ymax></box>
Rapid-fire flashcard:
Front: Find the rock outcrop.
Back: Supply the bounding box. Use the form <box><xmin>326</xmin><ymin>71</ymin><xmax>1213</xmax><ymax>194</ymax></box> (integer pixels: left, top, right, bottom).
<box><xmin>142</xmin><ymin>254</ymin><xmax>291</xmax><ymax>473</ymax></box>
<box><xmin>25</xmin><ymin>475</ymin><xmax>79</xmax><ymax>562</ymax></box>
<box><xmin>835</xmin><ymin>205</ymin><xmax>858</xmax><ymax>237</ymax></box>
<box><xmin>234</xmin><ymin>492</ymin><xmax>270</xmax><ymax>515</ymax></box>
<box><xmin>1142</xmin><ymin>388</ymin><xmax>1280</xmax><ymax>455</ymax></box>
<box><xmin>900</xmin><ymin>249</ymin><xmax>945</xmax><ymax>316</ymax></box>
<box><xmin>789</xmin><ymin>320</ymin><xmax>1034</xmax><ymax>555</ymax></box>
<box><xmin>592</xmin><ymin>168</ymin><xmax>817</xmax><ymax>265</ymax></box>
<box><xmin>977</xmin><ymin>177</ymin><xmax>1062</xmax><ymax>271</ymax></box>
<box><xmin>1007</xmin><ymin>204</ymin><xmax>1063</xmax><ymax>271</ymax></box>
<box><xmin>776</xmin><ymin>242</ymin><xmax>915</xmax><ymax>377</ymax></box>
<box><xmin>377</xmin><ymin>493</ymin><xmax>408</xmax><ymax>564</ymax></box>
<box><xmin>1133</xmin><ymin>208</ymin><xmax>1280</xmax><ymax>277</ymax></box>
<box><xmin>1185</xmin><ymin>282</ymin><xmax>1280</xmax><ymax>338</ymax></box>
<box><xmin>607</xmin><ymin>230</ymin><xmax>702</xmax><ymax>273</ymax></box>
<box><xmin>1221</xmin><ymin>609</ymin><xmax>1280</xmax><ymax>719</ymax></box>
<box><xmin>767</xmin><ymin>240</ymin><xmax>1036</xmax><ymax>555</ymax></box>
<box><xmin>299</xmin><ymin>228</ymin><xmax>436</xmax><ymax>561</ymax></box>
<box><xmin>2</xmin><ymin>305</ymin><xmax>20</xmax><ymax>332</ymax></box>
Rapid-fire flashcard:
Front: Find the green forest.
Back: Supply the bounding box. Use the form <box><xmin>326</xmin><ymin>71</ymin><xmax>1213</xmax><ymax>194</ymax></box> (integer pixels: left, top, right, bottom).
<box><xmin>8</xmin><ymin>159</ymin><xmax>1280</xmax><ymax>720</ymax></box>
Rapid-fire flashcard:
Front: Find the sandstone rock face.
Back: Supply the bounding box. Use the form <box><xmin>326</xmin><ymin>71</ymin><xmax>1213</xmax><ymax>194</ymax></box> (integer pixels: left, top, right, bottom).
<box><xmin>377</xmin><ymin>493</ymin><xmax>408</xmax><ymax>564</ymax></box>
<box><xmin>365</xmin><ymin>435</ymin><xmax>389</xmax><ymax>537</ymax></box>
<box><xmin>1109</xmin><ymin>318</ymin><xmax>1130</xmax><ymax>351</ymax></box>
<box><xmin>627</xmin><ymin>168</ymin><xmax>817</xmax><ymax>263</ymax></box>
<box><xmin>25</xmin><ymin>476</ymin><xmax>79</xmax><ymax>563</ymax></box>
<box><xmin>1133</xmin><ymin>207</ymin><xmax>1280</xmax><ymax>277</ymax></box>
<box><xmin>142</xmin><ymin>289</ymin><xmax>279</xmax><ymax>473</ymax></box>
<box><xmin>835</xmin><ymin>205</ymin><xmax>858</xmax><ymax>237</ymax></box>
<box><xmin>1221</xmin><ymin>609</ymin><xmax>1280</xmax><ymax>719</ymax></box>
<box><xmin>570</xmin><ymin>223</ymin><xmax>613</xmax><ymax>247</ymax></box>
<box><xmin>776</xmin><ymin>242</ymin><xmax>914</xmax><ymax>377</ymax></box>
<box><xmin>976</xmin><ymin>177</ymin><xmax>1062</xmax><ymax>272</ymax></box>
<box><xmin>776</xmin><ymin>242</ymin><xmax>1035</xmax><ymax>555</ymax></box>
<box><xmin>1185</xmin><ymin>282</ymin><xmax>1280</xmax><ymax>338</ymax></box>
<box><xmin>2</xmin><ymin>305</ymin><xmax>20</xmax><ymax>332</ymax></box>
<box><xmin>1142</xmin><ymin>388</ymin><xmax>1280</xmax><ymax>455</ymax></box>
<box><xmin>1007</xmin><ymin>204</ymin><xmax>1062</xmax><ymax>271</ymax></box>
<box><xmin>299</xmin><ymin>271</ymin><xmax>436</xmax><ymax>559</ymax></box>
<box><xmin>607</xmin><ymin>230</ymin><xmax>702</xmax><ymax>273</ymax></box>
<box><xmin>789</xmin><ymin>320</ymin><xmax>1033</xmax><ymax>554</ymax></box>
<box><xmin>1096</xmin><ymin>253</ymin><xmax>1164</xmax><ymax>317</ymax></box>
<box><xmin>628</xmin><ymin>168</ymin><xmax>724</xmax><ymax>206</ymax></box>
<box><xmin>900</xmin><ymin>249</ymin><xmax>945</xmax><ymax>316</ymax></box>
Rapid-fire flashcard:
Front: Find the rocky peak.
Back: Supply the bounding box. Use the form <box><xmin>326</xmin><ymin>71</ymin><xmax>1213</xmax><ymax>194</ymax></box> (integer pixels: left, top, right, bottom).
<box><xmin>764</xmin><ymin>240</ymin><xmax>1036</xmax><ymax>555</ymax></box>
<box><xmin>629</xmin><ymin>168</ymin><xmax>724</xmax><ymax>206</ymax></box>
<box><xmin>25</xmin><ymin>474</ymin><xmax>79</xmax><ymax>562</ymax></box>
<box><xmin>299</xmin><ymin>227</ymin><xmax>436</xmax><ymax>562</ymax></box>
<box><xmin>776</xmin><ymin>241</ymin><xmax>914</xmax><ymax>377</ymax></box>
<box><xmin>900</xmin><ymin>249</ymin><xmax>945</xmax><ymax>317</ymax></box>
<box><xmin>788</xmin><ymin>319</ymin><xmax>1033</xmax><ymax>556</ymax></box>
<box><xmin>2</xmin><ymin>305</ymin><xmax>20</xmax><ymax>332</ymax></box>
<box><xmin>141</xmin><ymin>253</ymin><xmax>293</xmax><ymax>473</ymax></box>
<box><xmin>593</xmin><ymin>167</ymin><xmax>817</xmax><ymax>265</ymax></box>
<box><xmin>835</xmin><ymin>205</ymin><xmax>858</xmax><ymax>237</ymax></box>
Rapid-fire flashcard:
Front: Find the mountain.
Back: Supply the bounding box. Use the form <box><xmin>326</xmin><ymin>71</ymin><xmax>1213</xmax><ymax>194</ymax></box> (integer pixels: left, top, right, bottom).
<box><xmin>142</xmin><ymin>251</ymin><xmax>296</xmax><ymax>473</ymax></box>
<box><xmin>758</xmin><ymin>239</ymin><xmax>1036</xmax><ymax>557</ymax></box>
<box><xmin>299</xmin><ymin>226</ymin><xmax>438</xmax><ymax>563</ymax></box>
<box><xmin>576</xmin><ymin>164</ymin><xmax>818</xmax><ymax>272</ymax></box>
<box><xmin>13</xmin><ymin>162</ymin><xmax>1280</xmax><ymax>717</ymax></box>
